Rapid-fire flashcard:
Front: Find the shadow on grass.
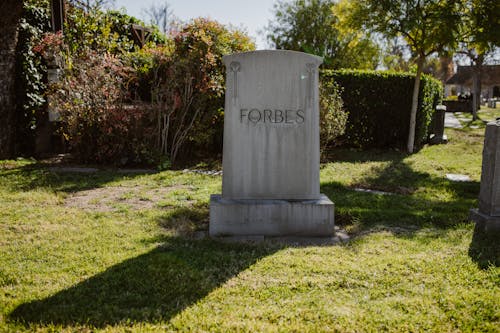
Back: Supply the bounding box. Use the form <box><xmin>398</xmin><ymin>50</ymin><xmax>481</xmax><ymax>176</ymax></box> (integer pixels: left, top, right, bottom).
<box><xmin>469</xmin><ymin>223</ymin><xmax>500</xmax><ymax>269</ymax></box>
<box><xmin>6</xmin><ymin>150</ymin><xmax>486</xmax><ymax>328</ymax></box>
<box><xmin>9</xmin><ymin>237</ymin><xmax>275</xmax><ymax>328</ymax></box>
<box><xmin>322</xmin><ymin>153</ymin><xmax>480</xmax><ymax>234</ymax></box>
<box><xmin>0</xmin><ymin>162</ymin><xmax>155</xmax><ymax>193</ymax></box>
<box><xmin>323</xmin><ymin>148</ymin><xmax>406</xmax><ymax>163</ymax></box>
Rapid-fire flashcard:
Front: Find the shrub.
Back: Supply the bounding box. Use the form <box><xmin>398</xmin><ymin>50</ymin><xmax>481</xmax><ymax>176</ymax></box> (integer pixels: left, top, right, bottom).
<box><xmin>169</xmin><ymin>18</ymin><xmax>255</xmax><ymax>161</ymax></box>
<box><xmin>319</xmin><ymin>80</ymin><xmax>348</xmax><ymax>155</ymax></box>
<box><xmin>49</xmin><ymin>50</ymin><xmax>156</xmax><ymax>165</ymax></box>
<box><xmin>63</xmin><ymin>6</ymin><xmax>164</xmax><ymax>55</ymax></box>
<box><xmin>129</xmin><ymin>18</ymin><xmax>255</xmax><ymax>165</ymax></box>
<box><xmin>321</xmin><ymin>69</ymin><xmax>443</xmax><ymax>149</ymax></box>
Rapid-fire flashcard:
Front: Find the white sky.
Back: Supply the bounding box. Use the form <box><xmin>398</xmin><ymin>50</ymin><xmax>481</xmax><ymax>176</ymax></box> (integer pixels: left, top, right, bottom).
<box><xmin>111</xmin><ymin>0</ymin><xmax>277</xmax><ymax>49</ymax></box>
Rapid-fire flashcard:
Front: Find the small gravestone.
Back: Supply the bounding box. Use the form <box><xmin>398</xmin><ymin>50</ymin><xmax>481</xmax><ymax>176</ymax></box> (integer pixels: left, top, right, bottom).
<box><xmin>210</xmin><ymin>50</ymin><xmax>334</xmax><ymax>237</ymax></box>
<box><xmin>429</xmin><ymin>104</ymin><xmax>447</xmax><ymax>144</ymax></box>
<box><xmin>470</xmin><ymin>121</ymin><xmax>500</xmax><ymax>232</ymax></box>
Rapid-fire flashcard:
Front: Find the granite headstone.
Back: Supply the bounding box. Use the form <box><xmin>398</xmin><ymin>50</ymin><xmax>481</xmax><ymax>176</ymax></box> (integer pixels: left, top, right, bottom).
<box><xmin>210</xmin><ymin>50</ymin><xmax>335</xmax><ymax>237</ymax></box>
<box><xmin>470</xmin><ymin>120</ymin><xmax>500</xmax><ymax>232</ymax></box>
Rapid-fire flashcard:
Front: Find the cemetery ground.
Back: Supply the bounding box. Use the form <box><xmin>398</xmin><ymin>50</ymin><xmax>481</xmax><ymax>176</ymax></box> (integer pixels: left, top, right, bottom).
<box><xmin>1</xmin><ymin>109</ymin><xmax>499</xmax><ymax>332</ymax></box>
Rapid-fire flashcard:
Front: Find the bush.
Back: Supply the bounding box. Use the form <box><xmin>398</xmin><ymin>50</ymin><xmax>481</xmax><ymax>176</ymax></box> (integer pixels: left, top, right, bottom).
<box><xmin>49</xmin><ymin>50</ymin><xmax>157</xmax><ymax>165</ymax></box>
<box><xmin>43</xmin><ymin>15</ymin><xmax>255</xmax><ymax>167</ymax></box>
<box><xmin>129</xmin><ymin>18</ymin><xmax>255</xmax><ymax>165</ymax></box>
<box><xmin>319</xmin><ymin>80</ymin><xmax>348</xmax><ymax>155</ymax></box>
<box><xmin>321</xmin><ymin>70</ymin><xmax>443</xmax><ymax>149</ymax></box>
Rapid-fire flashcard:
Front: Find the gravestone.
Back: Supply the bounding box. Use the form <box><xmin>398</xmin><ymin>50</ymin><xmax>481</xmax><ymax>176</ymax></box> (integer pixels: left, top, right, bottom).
<box><xmin>210</xmin><ymin>50</ymin><xmax>335</xmax><ymax>237</ymax></box>
<box><xmin>469</xmin><ymin>120</ymin><xmax>500</xmax><ymax>232</ymax></box>
<box><xmin>429</xmin><ymin>104</ymin><xmax>447</xmax><ymax>144</ymax></box>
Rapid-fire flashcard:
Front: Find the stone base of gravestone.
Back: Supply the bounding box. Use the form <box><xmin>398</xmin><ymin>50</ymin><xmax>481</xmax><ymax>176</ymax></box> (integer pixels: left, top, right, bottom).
<box><xmin>209</xmin><ymin>194</ymin><xmax>334</xmax><ymax>237</ymax></box>
<box><xmin>469</xmin><ymin>121</ymin><xmax>500</xmax><ymax>234</ymax></box>
<box><xmin>469</xmin><ymin>209</ymin><xmax>500</xmax><ymax>233</ymax></box>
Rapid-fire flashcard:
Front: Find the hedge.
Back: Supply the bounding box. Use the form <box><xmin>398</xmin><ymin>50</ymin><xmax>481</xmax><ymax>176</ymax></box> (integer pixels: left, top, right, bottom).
<box><xmin>321</xmin><ymin>69</ymin><xmax>443</xmax><ymax>149</ymax></box>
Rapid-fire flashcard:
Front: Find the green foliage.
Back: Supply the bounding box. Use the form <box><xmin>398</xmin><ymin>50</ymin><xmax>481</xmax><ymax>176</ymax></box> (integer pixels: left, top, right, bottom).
<box><xmin>319</xmin><ymin>80</ymin><xmax>348</xmax><ymax>155</ymax></box>
<box><xmin>64</xmin><ymin>6</ymin><xmax>164</xmax><ymax>56</ymax></box>
<box><xmin>266</xmin><ymin>0</ymin><xmax>380</xmax><ymax>69</ymax></box>
<box><xmin>15</xmin><ymin>0</ymin><xmax>50</xmax><ymax>153</ymax></box>
<box><xmin>173</xmin><ymin>18</ymin><xmax>255</xmax><ymax>155</ymax></box>
<box><xmin>460</xmin><ymin>0</ymin><xmax>500</xmax><ymax>53</ymax></box>
<box><xmin>348</xmin><ymin>0</ymin><xmax>463</xmax><ymax>59</ymax></box>
<box><xmin>345</xmin><ymin>0</ymin><xmax>462</xmax><ymax>152</ymax></box>
<box><xmin>321</xmin><ymin>69</ymin><xmax>443</xmax><ymax>149</ymax></box>
<box><xmin>128</xmin><ymin>18</ymin><xmax>255</xmax><ymax>165</ymax></box>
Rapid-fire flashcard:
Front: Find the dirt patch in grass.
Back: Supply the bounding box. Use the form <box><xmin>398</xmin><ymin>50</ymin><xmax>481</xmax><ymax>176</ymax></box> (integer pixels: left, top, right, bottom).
<box><xmin>64</xmin><ymin>185</ymin><xmax>188</xmax><ymax>212</ymax></box>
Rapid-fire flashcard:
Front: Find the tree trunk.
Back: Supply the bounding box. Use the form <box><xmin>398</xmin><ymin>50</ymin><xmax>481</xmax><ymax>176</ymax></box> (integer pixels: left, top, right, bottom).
<box><xmin>0</xmin><ymin>0</ymin><xmax>23</xmax><ymax>159</ymax></box>
<box><xmin>407</xmin><ymin>56</ymin><xmax>424</xmax><ymax>153</ymax></box>
<box><xmin>471</xmin><ymin>54</ymin><xmax>484</xmax><ymax>120</ymax></box>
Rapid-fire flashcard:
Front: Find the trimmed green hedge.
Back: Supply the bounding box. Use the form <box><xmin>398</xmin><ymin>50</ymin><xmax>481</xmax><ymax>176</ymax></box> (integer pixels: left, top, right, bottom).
<box><xmin>321</xmin><ymin>69</ymin><xmax>443</xmax><ymax>149</ymax></box>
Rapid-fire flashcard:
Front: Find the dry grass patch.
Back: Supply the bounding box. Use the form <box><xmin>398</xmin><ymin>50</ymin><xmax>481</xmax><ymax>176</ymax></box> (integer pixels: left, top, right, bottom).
<box><xmin>64</xmin><ymin>185</ymin><xmax>189</xmax><ymax>212</ymax></box>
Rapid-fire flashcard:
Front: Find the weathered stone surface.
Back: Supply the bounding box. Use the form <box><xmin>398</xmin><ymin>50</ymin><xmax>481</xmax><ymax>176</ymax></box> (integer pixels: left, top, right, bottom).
<box><xmin>210</xmin><ymin>194</ymin><xmax>334</xmax><ymax>236</ymax></box>
<box><xmin>210</xmin><ymin>50</ymin><xmax>334</xmax><ymax>237</ymax></box>
<box><xmin>221</xmin><ymin>50</ymin><xmax>322</xmax><ymax>200</ymax></box>
<box><xmin>469</xmin><ymin>209</ymin><xmax>500</xmax><ymax>232</ymax></box>
<box><xmin>470</xmin><ymin>121</ymin><xmax>500</xmax><ymax>234</ymax></box>
<box><xmin>478</xmin><ymin>121</ymin><xmax>500</xmax><ymax>216</ymax></box>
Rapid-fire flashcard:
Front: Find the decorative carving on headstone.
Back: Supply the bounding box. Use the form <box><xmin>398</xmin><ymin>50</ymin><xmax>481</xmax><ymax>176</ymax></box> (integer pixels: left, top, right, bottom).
<box><xmin>229</xmin><ymin>61</ymin><xmax>240</xmax><ymax>104</ymax></box>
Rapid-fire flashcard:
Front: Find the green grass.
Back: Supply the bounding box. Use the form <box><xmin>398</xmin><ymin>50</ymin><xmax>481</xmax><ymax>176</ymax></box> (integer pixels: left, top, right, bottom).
<box><xmin>1</xmin><ymin>112</ymin><xmax>499</xmax><ymax>332</ymax></box>
<box><xmin>455</xmin><ymin>106</ymin><xmax>500</xmax><ymax>128</ymax></box>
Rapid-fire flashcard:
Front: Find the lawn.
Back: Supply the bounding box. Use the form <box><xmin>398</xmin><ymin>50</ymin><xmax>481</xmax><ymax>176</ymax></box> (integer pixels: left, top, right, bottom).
<box><xmin>1</xmin><ymin>109</ymin><xmax>499</xmax><ymax>332</ymax></box>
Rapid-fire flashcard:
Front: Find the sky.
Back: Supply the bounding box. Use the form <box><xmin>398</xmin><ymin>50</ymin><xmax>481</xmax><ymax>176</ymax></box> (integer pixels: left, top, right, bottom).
<box><xmin>112</xmin><ymin>0</ymin><xmax>277</xmax><ymax>49</ymax></box>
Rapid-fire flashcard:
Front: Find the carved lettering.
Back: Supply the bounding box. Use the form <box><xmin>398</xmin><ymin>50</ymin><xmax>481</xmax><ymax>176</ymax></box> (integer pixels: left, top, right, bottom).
<box><xmin>248</xmin><ymin>108</ymin><xmax>262</xmax><ymax>123</ymax></box>
<box><xmin>240</xmin><ymin>109</ymin><xmax>248</xmax><ymax>123</ymax></box>
<box><xmin>263</xmin><ymin>109</ymin><xmax>272</xmax><ymax>123</ymax></box>
<box><xmin>239</xmin><ymin>108</ymin><xmax>305</xmax><ymax>124</ymax></box>
<box><xmin>274</xmin><ymin>110</ymin><xmax>284</xmax><ymax>123</ymax></box>
<box><xmin>296</xmin><ymin>109</ymin><xmax>305</xmax><ymax>123</ymax></box>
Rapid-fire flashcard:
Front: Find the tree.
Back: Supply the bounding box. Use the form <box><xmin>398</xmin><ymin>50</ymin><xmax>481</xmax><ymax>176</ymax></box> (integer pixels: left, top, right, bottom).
<box><xmin>0</xmin><ymin>0</ymin><xmax>24</xmax><ymax>158</ymax></box>
<box><xmin>457</xmin><ymin>0</ymin><xmax>500</xmax><ymax>120</ymax></box>
<box><xmin>142</xmin><ymin>1</ymin><xmax>172</xmax><ymax>35</ymax></box>
<box><xmin>265</xmin><ymin>0</ymin><xmax>380</xmax><ymax>69</ymax></box>
<box><xmin>67</xmin><ymin>0</ymin><xmax>115</xmax><ymax>12</ymax></box>
<box><xmin>347</xmin><ymin>0</ymin><xmax>463</xmax><ymax>153</ymax></box>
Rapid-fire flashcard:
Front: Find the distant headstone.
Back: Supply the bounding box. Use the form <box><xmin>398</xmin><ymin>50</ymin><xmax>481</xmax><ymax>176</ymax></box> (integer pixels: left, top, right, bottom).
<box><xmin>210</xmin><ymin>50</ymin><xmax>335</xmax><ymax>237</ymax></box>
<box><xmin>470</xmin><ymin>121</ymin><xmax>500</xmax><ymax>232</ymax></box>
<box><xmin>429</xmin><ymin>104</ymin><xmax>447</xmax><ymax>144</ymax></box>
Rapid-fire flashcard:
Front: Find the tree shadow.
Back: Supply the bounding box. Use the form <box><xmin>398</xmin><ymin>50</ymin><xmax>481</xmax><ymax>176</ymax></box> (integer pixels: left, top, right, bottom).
<box><xmin>322</xmin><ymin>148</ymin><xmax>407</xmax><ymax>163</ymax></box>
<box><xmin>0</xmin><ymin>162</ymin><xmax>156</xmax><ymax>194</ymax></box>
<box><xmin>468</xmin><ymin>222</ymin><xmax>500</xmax><ymax>269</ymax></box>
<box><xmin>5</xmin><ymin>150</ymin><xmax>488</xmax><ymax>329</ymax></box>
<box><xmin>9</xmin><ymin>237</ymin><xmax>276</xmax><ymax>328</ymax></box>
<box><xmin>321</xmin><ymin>153</ymin><xmax>480</xmax><ymax>235</ymax></box>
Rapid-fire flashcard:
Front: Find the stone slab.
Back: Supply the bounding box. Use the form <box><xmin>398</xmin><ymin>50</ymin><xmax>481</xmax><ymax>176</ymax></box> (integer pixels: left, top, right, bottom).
<box><xmin>221</xmin><ymin>50</ymin><xmax>322</xmax><ymax>200</ymax></box>
<box><xmin>209</xmin><ymin>194</ymin><xmax>334</xmax><ymax>237</ymax></box>
<box><xmin>478</xmin><ymin>121</ymin><xmax>500</xmax><ymax>216</ymax></box>
<box><xmin>446</xmin><ymin>173</ymin><xmax>471</xmax><ymax>182</ymax></box>
<box><xmin>469</xmin><ymin>209</ymin><xmax>500</xmax><ymax>233</ymax></box>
